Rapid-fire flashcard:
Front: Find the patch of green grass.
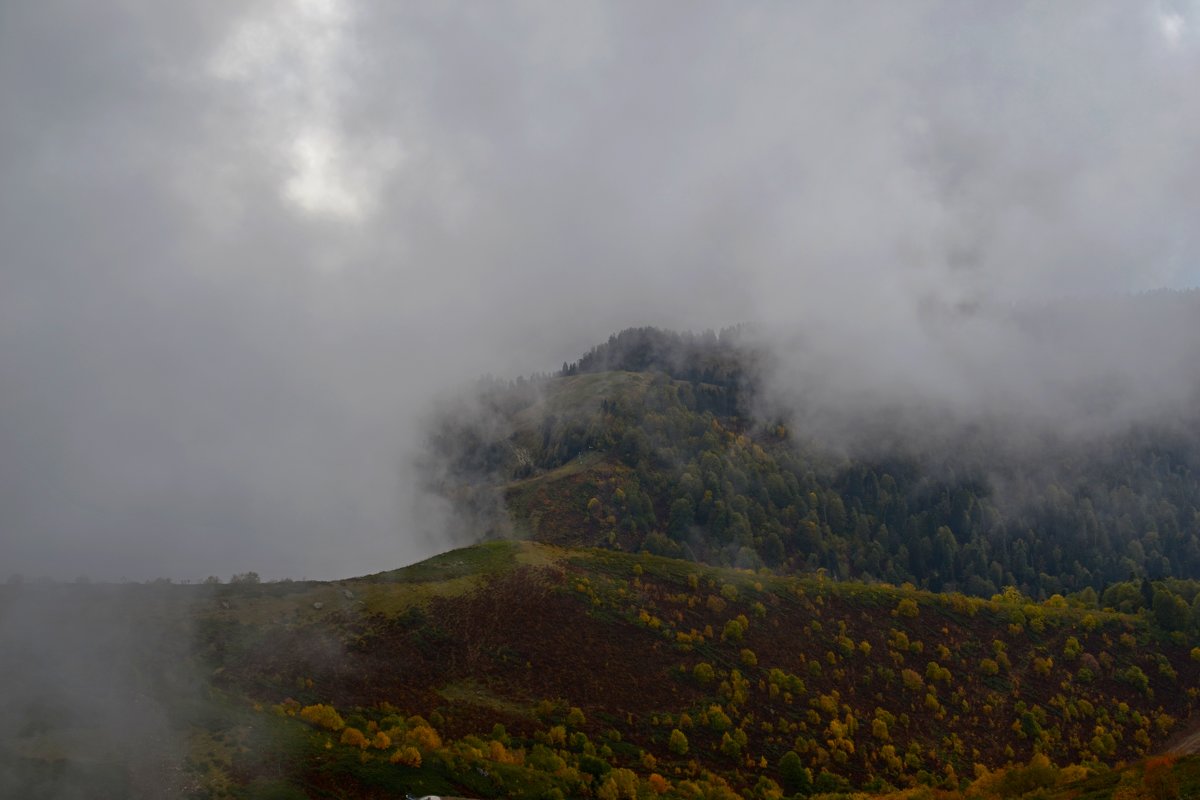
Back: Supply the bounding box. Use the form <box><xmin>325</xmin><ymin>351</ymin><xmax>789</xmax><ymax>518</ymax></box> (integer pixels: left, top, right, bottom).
<box><xmin>353</xmin><ymin>541</ymin><xmax>565</xmax><ymax>616</ymax></box>
<box><xmin>541</xmin><ymin>371</ymin><xmax>651</xmax><ymax>415</ymax></box>
<box><xmin>1177</xmin><ymin>755</ymin><xmax>1200</xmax><ymax>795</ymax></box>
<box><xmin>313</xmin><ymin>749</ymin><xmax>461</xmax><ymax>798</ymax></box>
<box><xmin>504</xmin><ymin>451</ymin><xmax>605</xmax><ymax>492</ymax></box>
<box><xmin>365</xmin><ymin>540</ymin><xmax>522</xmax><ymax>585</ymax></box>
<box><xmin>439</xmin><ymin>680</ymin><xmax>536</xmax><ymax>720</ymax></box>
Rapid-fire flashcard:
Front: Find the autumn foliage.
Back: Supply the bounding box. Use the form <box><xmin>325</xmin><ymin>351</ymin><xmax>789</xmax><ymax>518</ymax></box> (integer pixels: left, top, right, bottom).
<box><xmin>299</xmin><ymin>703</ymin><xmax>345</xmax><ymax>731</ymax></box>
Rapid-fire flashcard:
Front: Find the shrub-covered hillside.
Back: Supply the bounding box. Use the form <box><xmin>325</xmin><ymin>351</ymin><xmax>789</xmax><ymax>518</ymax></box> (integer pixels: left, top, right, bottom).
<box><xmin>175</xmin><ymin>542</ymin><xmax>1200</xmax><ymax>798</ymax></box>
<box><xmin>8</xmin><ymin>545</ymin><xmax>1200</xmax><ymax>798</ymax></box>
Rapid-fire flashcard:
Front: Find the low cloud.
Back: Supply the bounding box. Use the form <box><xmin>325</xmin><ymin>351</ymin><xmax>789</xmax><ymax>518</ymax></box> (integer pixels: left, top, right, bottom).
<box><xmin>1</xmin><ymin>2</ymin><xmax>1198</xmax><ymax>579</ymax></box>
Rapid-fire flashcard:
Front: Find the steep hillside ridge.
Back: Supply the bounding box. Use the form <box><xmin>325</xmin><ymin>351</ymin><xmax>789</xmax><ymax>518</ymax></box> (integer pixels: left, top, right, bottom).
<box><xmin>430</xmin><ymin>324</ymin><xmax>1200</xmax><ymax>608</ymax></box>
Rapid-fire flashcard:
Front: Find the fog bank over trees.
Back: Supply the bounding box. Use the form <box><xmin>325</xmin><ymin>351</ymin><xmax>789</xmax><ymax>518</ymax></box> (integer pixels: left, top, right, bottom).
<box><xmin>1</xmin><ymin>2</ymin><xmax>1198</xmax><ymax>580</ymax></box>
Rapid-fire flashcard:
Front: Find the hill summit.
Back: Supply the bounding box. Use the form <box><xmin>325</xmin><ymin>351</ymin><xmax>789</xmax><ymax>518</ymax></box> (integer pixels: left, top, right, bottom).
<box><xmin>430</xmin><ymin>322</ymin><xmax>1200</xmax><ymax>607</ymax></box>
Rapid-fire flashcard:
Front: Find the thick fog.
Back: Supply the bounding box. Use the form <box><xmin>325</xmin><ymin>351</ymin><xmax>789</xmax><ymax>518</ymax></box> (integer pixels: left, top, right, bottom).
<box><xmin>2</xmin><ymin>2</ymin><xmax>1199</xmax><ymax>580</ymax></box>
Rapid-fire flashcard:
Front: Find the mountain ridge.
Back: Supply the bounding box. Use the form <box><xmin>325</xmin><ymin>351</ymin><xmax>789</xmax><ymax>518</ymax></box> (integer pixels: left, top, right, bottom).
<box><xmin>430</xmin><ymin>323</ymin><xmax>1200</xmax><ymax>610</ymax></box>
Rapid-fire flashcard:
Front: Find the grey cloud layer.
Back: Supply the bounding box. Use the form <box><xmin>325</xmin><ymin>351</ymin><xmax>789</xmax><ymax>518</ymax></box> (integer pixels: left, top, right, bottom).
<box><xmin>1</xmin><ymin>2</ymin><xmax>1198</xmax><ymax>579</ymax></box>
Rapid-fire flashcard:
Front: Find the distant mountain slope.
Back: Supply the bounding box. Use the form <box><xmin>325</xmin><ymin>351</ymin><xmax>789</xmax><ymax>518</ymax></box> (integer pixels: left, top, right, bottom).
<box><xmin>428</xmin><ymin>320</ymin><xmax>1200</xmax><ymax>610</ymax></box>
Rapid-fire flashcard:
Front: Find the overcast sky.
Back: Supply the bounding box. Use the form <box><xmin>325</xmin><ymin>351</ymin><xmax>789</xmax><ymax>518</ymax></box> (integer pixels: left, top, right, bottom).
<box><xmin>2</xmin><ymin>1</ymin><xmax>1199</xmax><ymax>580</ymax></box>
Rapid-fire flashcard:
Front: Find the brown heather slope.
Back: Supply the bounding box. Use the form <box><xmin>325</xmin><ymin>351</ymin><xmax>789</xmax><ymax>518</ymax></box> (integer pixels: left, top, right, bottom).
<box><xmin>204</xmin><ymin>541</ymin><xmax>1200</xmax><ymax>793</ymax></box>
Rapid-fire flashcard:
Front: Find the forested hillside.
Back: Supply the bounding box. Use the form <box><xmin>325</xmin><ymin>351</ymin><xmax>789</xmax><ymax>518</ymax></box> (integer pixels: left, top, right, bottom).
<box><xmin>430</xmin><ymin>316</ymin><xmax>1200</xmax><ymax>613</ymax></box>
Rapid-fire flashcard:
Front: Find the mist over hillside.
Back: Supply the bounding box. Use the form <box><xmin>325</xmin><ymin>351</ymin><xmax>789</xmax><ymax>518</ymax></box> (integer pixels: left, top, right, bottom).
<box><xmin>3</xmin><ymin>2</ymin><xmax>1200</xmax><ymax>583</ymax></box>
<box><xmin>758</xmin><ymin>290</ymin><xmax>1200</xmax><ymax>456</ymax></box>
<box><xmin>429</xmin><ymin>308</ymin><xmax>1200</xmax><ymax>599</ymax></box>
<box><xmin>6</xmin><ymin>4</ymin><xmax>1200</xmax><ymax>798</ymax></box>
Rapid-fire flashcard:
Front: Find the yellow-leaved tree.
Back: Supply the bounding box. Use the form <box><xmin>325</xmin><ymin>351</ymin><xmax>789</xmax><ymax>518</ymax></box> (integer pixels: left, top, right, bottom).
<box><xmin>299</xmin><ymin>704</ymin><xmax>345</xmax><ymax>731</ymax></box>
